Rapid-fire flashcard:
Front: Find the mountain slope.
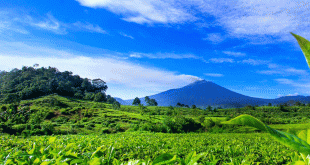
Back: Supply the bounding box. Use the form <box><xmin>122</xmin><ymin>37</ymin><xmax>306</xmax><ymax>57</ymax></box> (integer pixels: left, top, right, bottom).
<box><xmin>119</xmin><ymin>80</ymin><xmax>310</xmax><ymax>108</ymax></box>
<box><xmin>123</xmin><ymin>80</ymin><xmax>271</xmax><ymax>108</ymax></box>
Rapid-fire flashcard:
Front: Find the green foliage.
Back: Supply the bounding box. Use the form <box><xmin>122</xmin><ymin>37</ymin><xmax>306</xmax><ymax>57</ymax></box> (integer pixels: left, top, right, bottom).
<box><xmin>149</xmin><ymin>99</ymin><xmax>158</xmax><ymax>106</ymax></box>
<box><xmin>106</xmin><ymin>95</ymin><xmax>117</xmax><ymax>104</ymax></box>
<box><xmin>2</xmin><ymin>93</ymin><xmax>310</xmax><ymax>135</ymax></box>
<box><xmin>1</xmin><ymin>93</ymin><xmax>21</xmax><ymax>104</ymax></box>
<box><xmin>163</xmin><ymin>116</ymin><xmax>202</xmax><ymax>133</ymax></box>
<box><xmin>112</xmin><ymin>101</ymin><xmax>121</xmax><ymax>110</ymax></box>
<box><xmin>145</xmin><ymin>96</ymin><xmax>158</xmax><ymax>106</ymax></box>
<box><xmin>0</xmin><ymin>133</ymin><xmax>300</xmax><ymax>164</ymax></box>
<box><xmin>0</xmin><ymin>66</ymin><xmax>108</xmax><ymax>102</ymax></box>
<box><xmin>291</xmin><ymin>32</ymin><xmax>310</xmax><ymax>68</ymax></box>
<box><xmin>132</xmin><ymin>97</ymin><xmax>141</xmax><ymax>105</ymax></box>
<box><xmin>223</xmin><ymin>114</ymin><xmax>310</xmax><ymax>164</ymax></box>
<box><xmin>145</xmin><ymin>96</ymin><xmax>150</xmax><ymax>104</ymax></box>
<box><xmin>206</xmin><ymin>105</ymin><xmax>212</xmax><ymax>112</ymax></box>
<box><xmin>84</xmin><ymin>92</ymin><xmax>95</xmax><ymax>100</ymax></box>
<box><xmin>93</xmin><ymin>92</ymin><xmax>107</xmax><ymax>102</ymax></box>
<box><xmin>177</xmin><ymin>102</ymin><xmax>189</xmax><ymax>108</ymax></box>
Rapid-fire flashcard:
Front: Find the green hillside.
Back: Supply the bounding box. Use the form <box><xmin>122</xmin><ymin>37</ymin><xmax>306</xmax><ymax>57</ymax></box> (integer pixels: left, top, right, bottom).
<box><xmin>2</xmin><ymin>93</ymin><xmax>310</xmax><ymax>136</ymax></box>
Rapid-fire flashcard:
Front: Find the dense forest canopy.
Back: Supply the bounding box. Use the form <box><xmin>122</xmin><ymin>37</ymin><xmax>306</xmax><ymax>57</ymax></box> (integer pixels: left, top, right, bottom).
<box><xmin>0</xmin><ymin>66</ymin><xmax>115</xmax><ymax>103</ymax></box>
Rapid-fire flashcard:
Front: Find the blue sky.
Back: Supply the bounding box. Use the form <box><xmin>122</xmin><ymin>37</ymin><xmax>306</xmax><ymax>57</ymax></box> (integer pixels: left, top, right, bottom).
<box><xmin>1</xmin><ymin>0</ymin><xmax>310</xmax><ymax>100</ymax></box>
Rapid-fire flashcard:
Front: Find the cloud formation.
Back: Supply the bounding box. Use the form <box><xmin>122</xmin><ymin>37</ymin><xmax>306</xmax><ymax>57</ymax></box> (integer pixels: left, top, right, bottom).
<box><xmin>204</xmin><ymin>73</ymin><xmax>224</xmax><ymax>77</ymax></box>
<box><xmin>129</xmin><ymin>52</ymin><xmax>207</xmax><ymax>62</ymax></box>
<box><xmin>212</xmin><ymin>0</ymin><xmax>310</xmax><ymax>37</ymax></box>
<box><xmin>0</xmin><ymin>11</ymin><xmax>107</xmax><ymax>35</ymax></box>
<box><xmin>119</xmin><ymin>32</ymin><xmax>134</xmax><ymax>39</ymax></box>
<box><xmin>73</xmin><ymin>21</ymin><xmax>107</xmax><ymax>34</ymax></box>
<box><xmin>27</xmin><ymin>13</ymin><xmax>66</xmax><ymax>34</ymax></box>
<box><xmin>223</xmin><ymin>51</ymin><xmax>246</xmax><ymax>57</ymax></box>
<box><xmin>202</xmin><ymin>33</ymin><xmax>225</xmax><ymax>44</ymax></box>
<box><xmin>75</xmin><ymin>0</ymin><xmax>310</xmax><ymax>42</ymax></box>
<box><xmin>242</xmin><ymin>59</ymin><xmax>269</xmax><ymax>66</ymax></box>
<box><xmin>0</xmin><ymin>41</ymin><xmax>201</xmax><ymax>99</ymax></box>
<box><xmin>76</xmin><ymin>0</ymin><xmax>196</xmax><ymax>24</ymax></box>
<box><xmin>209</xmin><ymin>58</ymin><xmax>234</xmax><ymax>63</ymax></box>
<box><xmin>258</xmin><ymin>67</ymin><xmax>308</xmax><ymax>76</ymax></box>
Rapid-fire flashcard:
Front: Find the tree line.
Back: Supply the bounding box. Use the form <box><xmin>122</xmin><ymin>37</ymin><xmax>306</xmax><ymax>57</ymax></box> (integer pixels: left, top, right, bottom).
<box><xmin>132</xmin><ymin>96</ymin><xmax>158</xmax><ymax>106</ymax></box>
<box><xmin>0</xmin><ymin>66</ymin><xmax>119</xmax><ymax>105</ymax></box>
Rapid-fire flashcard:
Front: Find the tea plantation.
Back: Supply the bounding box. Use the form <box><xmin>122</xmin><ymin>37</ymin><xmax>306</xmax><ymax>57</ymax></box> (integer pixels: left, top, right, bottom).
<box><xmin>1</xmin><ymin>94</ymin><xmax>310</xmax><ymax>164</ymax></box>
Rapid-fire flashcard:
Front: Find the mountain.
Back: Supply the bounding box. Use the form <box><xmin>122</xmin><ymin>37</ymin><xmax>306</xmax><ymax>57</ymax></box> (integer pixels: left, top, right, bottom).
<box><xmin>114</xmin><ymin>97</ymin><xmax>130</xmax><ymax>105</ymax></box>
<box><xmin>119</xmin><ymin>80</ymin><xmax>310</xmax><ymax>108</ymax></box>
<box><xmin>121</xmin><ymin>80</ymin><xmax>270</xmax><ymax>108</ymax></box>
<box><xmin>271</xmin><ymin>95</ymin><xmax>310</xmax><ymax>105</ymax></box>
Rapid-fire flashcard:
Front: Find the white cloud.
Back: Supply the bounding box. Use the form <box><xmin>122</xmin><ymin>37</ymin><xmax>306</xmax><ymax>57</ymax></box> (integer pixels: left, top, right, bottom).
<box><xmin>223</xmin><ymin>51</ymin><xmax>246</xmax><ymax>57</ymax></box>
<box><xmin>0</xmin><ymin>41</ymin><xmax>201</xmax><ymax>99</ymax></box>
<box><xmin>204</xmin><ymin>73</ymin><xmax>224</xmax><ymax>77</ymax></box>
<box><xmin>268</xmin><ymin>63</ymin><xmax>279</xmax><ymax>69</ymax></box>
<box><xmin>73</xmin><ymin>21</ymin><xmax>107</xmax><ymax>34</ymax></box>
<box><xmin>275</xmin><ymin>78</ymin><xmax>295</xmax><ymax>85</ymax></box>
<box><xmin>258</xmin><ymin>70</ymin><xmax>282</xmax><ymax>75</ymax></box>
<box><xmin>74</xmin><ymin>0</ymin><xmax>310</xmax><ymax>42</ymax></box>
<box><xmin>286</xmin><ymin>93</ymin><xmax>299</xmax><ymax>96</ymax></box>
<box><xmin>128</xmin><ymin>52</ymin><xmax>207</xmax><ymax>62</ymax></box>
<box><xmin>26</xmin><ymin>14</ymin><xmax>67</xmax><ymax>34</ymax></box>
<box><xmin>275</xmin><ymin>78</ymin><xmax>310</xmax><ymax>88</ymax></box>
<box><xmin>242</xmin><ymin>59</ymin><xmax>269</xmax><ymax>65</ymax></box>
<box><xmin>213</xmin><ymin>0</ymin><xmax>310</xmax><ymax>36</ymax></box>
<box><xmin>258</xmin><ymin>67</ymin><xmax>308</xmax><ymax>76</ymax></box>
<box><xmin>0</xmin><ymin>11</ymin><xmax>29</xmax><ymax>34</ymax></box>
<box><xmin>119</xmin><ymin>32</ymin><xmax>134</xmax><ymax>39</ymax></box>
<box><xmin>285</xmin><ymin>68</ymin><xmax>308</xmax><ymax>75</ymax></box>
<box><xmin>202</xmin><ymin>33</ymin><xmax>224</xmax><ymax>44</ymax></box>
<box><xmin>0</xmin><ymin>11</ymin><xmax>107</xmax><ymax>35</ymax></box>
<box><xmin>75</xmin><ymin>0</ymin><xmax>196</xmax><ymax>24</ymax></box>
<box><xmin>129</xmin><ymin>53</ymin><xmax>142</xmax><ymax>58</ymax></box>
<box><xmin>0</xmin><ymin>20</ymin><xmax>29</xmax><ymax>34</ymax></box>
<box><xmin>209</xmin><ymin>58</ymin><xmax>234</xmax><ymax>63</ymax></box>
<box><xmin>27</xmin><ymin>15</ymin><xmax>108</xmax><ymax>35</ymax></box>
<box><xmin>197</xmin><ymin>0</ymin><xmax>310</xmax><ymax>42</ymax></box>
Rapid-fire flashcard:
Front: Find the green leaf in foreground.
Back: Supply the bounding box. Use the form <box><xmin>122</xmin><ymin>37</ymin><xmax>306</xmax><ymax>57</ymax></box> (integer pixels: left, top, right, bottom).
<box><xmin>290</xmin><ymin>32</ymin><xmax>310</xmax><ymax>68</ymax></box>
<box><xmin>222</xmin><ymin>115</ymin><xmax>310</xmax><ymax>158</ymax></box>
<box><xmin>152</xmin><ymin>153</ymin><xmax>177</xmax><ymax>165</ymax></box>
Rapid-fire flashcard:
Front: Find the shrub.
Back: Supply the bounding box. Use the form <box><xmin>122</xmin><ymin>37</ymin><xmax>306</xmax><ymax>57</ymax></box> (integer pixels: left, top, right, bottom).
<box><xmin>70</xmin><ymin>107</ymin><xmax>81</xmax><ymax>114</ymax></box>
<box><xmin>102</xmin><ymin>128</ymin><xmax>111</xmax><ymax>134</ymax></box>
<box><xmin>163</xmin><ymin>116</ymin><xmax>202</xmax><ymax>133</ymax></box>
<box><xmin>112</xmin><ymin>101</ymin><xmax>121</xmax><ymax>110</ymax></box>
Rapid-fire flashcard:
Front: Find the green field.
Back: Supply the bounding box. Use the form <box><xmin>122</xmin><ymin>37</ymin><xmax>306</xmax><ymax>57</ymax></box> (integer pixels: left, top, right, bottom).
<box><xmin>2</xmin><ymin>95</ymin><xmax>310</xmax><ymax>164</ymax></box>
<box><xmin>0</xmin><ymin>132</ymin><xmax>302</xmax><ymax>164</ymax></box>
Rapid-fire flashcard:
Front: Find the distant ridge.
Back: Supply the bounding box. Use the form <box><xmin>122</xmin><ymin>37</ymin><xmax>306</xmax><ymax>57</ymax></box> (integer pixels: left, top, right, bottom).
<box><xmin>117</xmin><ymin>80</ymin><xmax>310</xmax><ymax>108</ymax></box>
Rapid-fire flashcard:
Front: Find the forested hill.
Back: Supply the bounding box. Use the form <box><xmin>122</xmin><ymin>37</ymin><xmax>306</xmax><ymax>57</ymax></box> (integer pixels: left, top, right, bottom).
<box><xmin>0</xmin><ymin>66</ymin><xmax>116</xmax><ymax>104</ymax></box>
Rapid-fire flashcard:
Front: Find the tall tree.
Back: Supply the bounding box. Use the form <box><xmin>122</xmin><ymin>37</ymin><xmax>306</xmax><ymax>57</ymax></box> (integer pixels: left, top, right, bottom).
<box><xmin>91</xmin><ymin>79</ymin><xmax>108</xmax><ymax>93</ymax></box>
<box><xmin>132</xmin><ymin>97</ymin><xmax>141</xmax><ymax>105</ymax></box>
<box><xmin>112</xmin><ymin>101</ymin><xmax>121</xmax><ymax>110</ymax></box>
<box><xmin>145</xmin><ymin>96</ymin><xmax>151</xmax><ymax>105</ymax></box>
<box><xmin>106</xmin><ymin>95</ymin><xmax>116</xmax><ymax>104</ymax></box>
<box><xmin>93</xmin><ymin>92</ymin><xmax>107</xmax><ymax>102</ymax></box>
<box><xmin>149</xmin><ymin>99</ymin><xmax>158</xmax><ymax>106</ymax></box>
<box><xmin>206</xmin><ymin>105</ymin><xmax>212</xmax><ymax>112</ymax></box>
